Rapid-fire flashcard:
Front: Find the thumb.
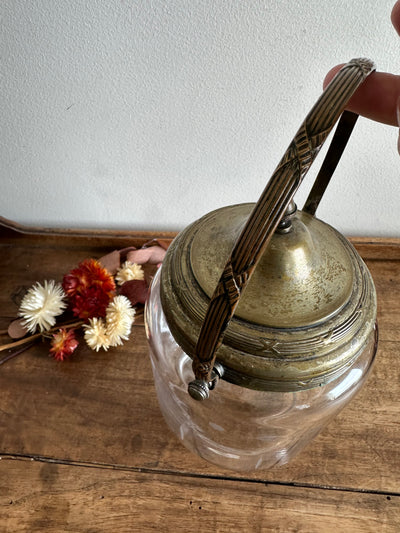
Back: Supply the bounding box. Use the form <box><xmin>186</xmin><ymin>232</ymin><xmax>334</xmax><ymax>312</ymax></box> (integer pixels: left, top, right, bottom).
<box><xmin>324</xmin><ymin>66</ymin><xmax>400</xmax><ymax>127</ymax></box>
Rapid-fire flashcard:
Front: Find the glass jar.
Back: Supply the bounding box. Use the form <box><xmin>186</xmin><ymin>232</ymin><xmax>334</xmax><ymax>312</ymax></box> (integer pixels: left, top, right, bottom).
<box><xmin>144</xmin><ymin>58</ymin><xmax>378</xmax><ymax>472</ymax></box>
<box><xmin>146</xmin><ymin>266</ymin><xmax>377</xmax><ymax>472</ymax></box>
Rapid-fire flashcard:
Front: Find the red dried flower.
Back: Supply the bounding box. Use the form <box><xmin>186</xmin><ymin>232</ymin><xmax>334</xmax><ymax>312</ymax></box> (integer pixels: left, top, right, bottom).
<box><xmin>49</xmin><ymin>328</ymin><xmax>79</xmax><ymax>361</ymax></box>
<box><xmin>62</xmin><ymin>259</ymin><xmax>115</xmax><ymax>319</ymax></box>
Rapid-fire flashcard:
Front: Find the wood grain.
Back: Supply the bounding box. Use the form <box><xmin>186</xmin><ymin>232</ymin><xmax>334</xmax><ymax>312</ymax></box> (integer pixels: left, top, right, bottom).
<box><xmin>1</xmin><ymin>457</ymin><xmax>399</xmax><ymax>533</ymax></box>
<box><xmin>0</xmin><ymin>328</ymin><xmax>399</xmax><ymax>491</ymax></box>
<box><xmin>0</xmin><ymin>222</ymin><xmax>399</xmax><ymax>531</ymax></box>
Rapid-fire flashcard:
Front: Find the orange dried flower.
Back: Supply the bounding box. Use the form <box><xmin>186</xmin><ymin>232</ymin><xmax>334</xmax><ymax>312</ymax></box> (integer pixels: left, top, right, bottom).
<box><xmin>49</xmin><ymin>328</ymin><xmax>79</xmax><ymax>361</ymax></box>
<box><xmin>62</xmin><ymin>259</ymin><xmax>115</xmax><ymax>319</ymax></box>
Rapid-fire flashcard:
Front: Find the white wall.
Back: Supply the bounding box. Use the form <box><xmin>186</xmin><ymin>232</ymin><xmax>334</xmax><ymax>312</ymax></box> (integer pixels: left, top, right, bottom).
<box><xmin>1</xmin><ymin>0</ymin><xmax>399</xmax><ymax>236</ymax></box>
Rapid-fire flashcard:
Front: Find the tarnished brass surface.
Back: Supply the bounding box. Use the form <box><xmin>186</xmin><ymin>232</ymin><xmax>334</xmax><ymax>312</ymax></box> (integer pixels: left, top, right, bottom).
<box><xmin>160</xmin><ymin>203</ymin><xmax>377</xmax><ymax>392</ymax></box>
<box><xmin>190</xmin><ymin>205</ymin><xmax>353</xmax><ymax>328</ymax></box>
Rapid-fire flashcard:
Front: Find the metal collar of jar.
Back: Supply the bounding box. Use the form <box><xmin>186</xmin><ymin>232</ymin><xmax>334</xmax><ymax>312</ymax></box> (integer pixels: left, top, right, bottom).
<box><xmin>160</xmin><ymin>58</ymin><xmax>377</xmax><ymax>400</ymax></box>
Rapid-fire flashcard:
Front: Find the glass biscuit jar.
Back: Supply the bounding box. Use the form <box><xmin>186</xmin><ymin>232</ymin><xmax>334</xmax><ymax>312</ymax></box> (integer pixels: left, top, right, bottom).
<box><xmin>145</xmin><ymin>58</ymin><xmax>378</xmax><ymax>472</ymax></box>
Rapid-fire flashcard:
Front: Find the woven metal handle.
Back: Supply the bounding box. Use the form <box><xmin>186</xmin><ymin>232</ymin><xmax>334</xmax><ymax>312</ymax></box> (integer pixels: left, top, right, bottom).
<box><xmin>189</xmin><ymin>58</ymin><xmax>375</xmax><ymax>399</ymax></box>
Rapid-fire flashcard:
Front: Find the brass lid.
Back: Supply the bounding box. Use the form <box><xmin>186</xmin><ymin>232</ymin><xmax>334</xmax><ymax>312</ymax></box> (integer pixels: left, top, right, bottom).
<box><xmin>160</xmin><ymin>203</ymin><xmax>377</xmax><ymax>391</ymax></box>
<box><xmin>190</xmin><ymin>204</ymin><xmax>353</xmax><ymax>328</ymax></box>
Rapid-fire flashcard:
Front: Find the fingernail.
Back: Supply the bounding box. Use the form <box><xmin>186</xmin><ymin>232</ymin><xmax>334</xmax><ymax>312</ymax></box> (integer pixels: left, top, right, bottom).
<box><xmin>397</xmin><ymin>96</ymin><xmax>400</xmax><ymax>126</ymax></box>
<box><xmin>397</xmin><ymin>97</ymin><xmax>400</xmax><ymax>154</ymax></box>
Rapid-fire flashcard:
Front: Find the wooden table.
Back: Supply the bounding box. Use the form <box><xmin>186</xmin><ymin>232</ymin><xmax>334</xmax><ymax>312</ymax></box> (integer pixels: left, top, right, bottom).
<box><xmin>0</xmin><ymin>218</ymin><xmax>399</xmax><ymax>532</ymax></box>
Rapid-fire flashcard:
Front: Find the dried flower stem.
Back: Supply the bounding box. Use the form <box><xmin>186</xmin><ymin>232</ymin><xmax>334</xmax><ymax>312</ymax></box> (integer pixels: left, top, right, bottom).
<box><xmin>0</xmin><ymin>335</ymin><xmax>41</xmax><ymax>352</ymax></box>
<box><xmin>0</xmin><ymin>341</ymin><xmax>37</xmax><ymax>366</ymax></box>
<box><xmin>0</xmin><ymin>320</ymin><xmax>83</xmax><ymax>353</ymax></box>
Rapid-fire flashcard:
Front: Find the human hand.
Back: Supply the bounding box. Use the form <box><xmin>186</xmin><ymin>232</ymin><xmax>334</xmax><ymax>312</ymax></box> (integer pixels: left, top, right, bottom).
<box><xmin>324</xmin><ymin>1</ymin><xmax>400</xmax><ymax>150</ymax></box>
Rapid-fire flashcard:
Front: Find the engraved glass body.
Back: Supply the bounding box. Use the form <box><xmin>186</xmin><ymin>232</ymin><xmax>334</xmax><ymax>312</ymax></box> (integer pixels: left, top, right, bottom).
<box><xmin>145</xmin><ymin>267</ymin><xmax>377</xmax><ymax>473</ymax></box>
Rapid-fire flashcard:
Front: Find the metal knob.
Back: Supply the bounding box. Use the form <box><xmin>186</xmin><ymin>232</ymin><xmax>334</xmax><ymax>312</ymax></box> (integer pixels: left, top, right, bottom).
<box><xmin>188</xmin><ymin>362</ymin><xmax>225</xmax><ymax>401</ymax></box>
<box><xmin>188</xmin><ymin>379</ymin><xmax>210</xmax><ymax>401</ymax></box>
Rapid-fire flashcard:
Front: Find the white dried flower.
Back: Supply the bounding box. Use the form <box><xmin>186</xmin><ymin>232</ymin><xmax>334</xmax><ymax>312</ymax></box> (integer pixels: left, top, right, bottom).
<box><xmin>84</xmin><ymin>317</ymin><xmax>111</xmax><ymax>352</ymax></box>
<box><xmin>105</xmin><ymin>295</ymin><xmax>136</xmax><ymax>346</ymax></box>
<box><xmin>115</xmin><ymin>261</ymin><xmax>144</xmax><ymax>286</ymax></box>
<box><xmin>19</xmin><ymin>280</ymin><xmax>67</xmax><ymax>333</ymax></box>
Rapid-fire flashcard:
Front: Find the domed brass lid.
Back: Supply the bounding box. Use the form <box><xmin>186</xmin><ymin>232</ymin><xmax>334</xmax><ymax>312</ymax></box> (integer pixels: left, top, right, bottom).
<box><xmin>160</xmin><ymin>203</ymin><xmax>377</xmax><ymax>392</ymax></box>
<box><xmin>190</xmin><ymin>204</ymin><xmax>353</xmax><ymax>329</ymax></box>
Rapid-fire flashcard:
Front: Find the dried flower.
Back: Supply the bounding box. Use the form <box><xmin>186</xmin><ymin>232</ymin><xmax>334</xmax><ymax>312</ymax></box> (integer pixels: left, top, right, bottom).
<box><xmin>19</xmin><ymin>280</ymin><xmax>67</xmax><ymax>333</ymax></box>
<box><xmin>63</xmin><ymin>259</ymin><xmax>115</xmax><ymax>320</ymax></box>
<box><xmin>49</xmin><ymin>328</ymin><xmax>79</xmax><ymax>361</ymax></box>
<box><xmin>3</xmin><ymin>243</ymin><xmax>163</xmax><ymax>365</ymax></box>
<box><xmin>115</xmin><ymin>261</ymin><xmax>144</xmax><ymax>285</ymax></box>
<box><xmin>83</xmin><ymin>317</ymin><xmax>111</xmax><ymax>352</ymax></box>
<box><xmin>106</xmin><ymin>295</ymin><xmax>135</xmax><ymax>346</ymax></box>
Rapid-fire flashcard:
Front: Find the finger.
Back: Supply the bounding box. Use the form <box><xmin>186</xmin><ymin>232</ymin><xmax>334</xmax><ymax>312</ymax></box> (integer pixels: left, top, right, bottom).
<box><xmin>391</xmin><ymin>0</ymin><xmax>400</xmax><ymax>35</ymax></box>
<box><xmin>392</xmin><ymin>1</ymin><xmax>400</xmax><ymax>153</ymax></box>
<box><xmin>323</xmin><ymin>66</ymin><xmax>400</xmax><ymax>126</ymax></box>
